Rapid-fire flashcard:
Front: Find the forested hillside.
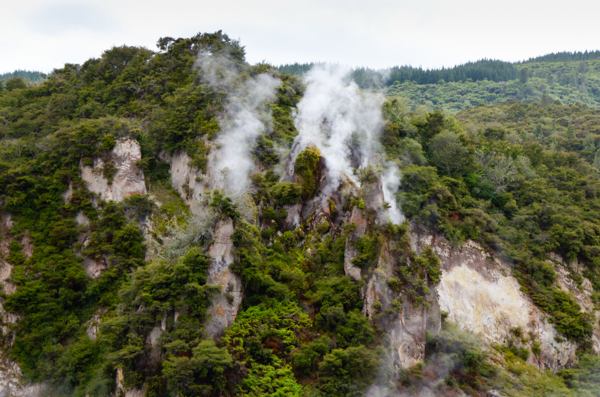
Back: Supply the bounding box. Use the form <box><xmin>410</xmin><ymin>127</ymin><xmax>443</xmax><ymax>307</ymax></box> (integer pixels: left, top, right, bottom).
<box><xmin>281</xmin><ymin>56</ymin><xmax>600</xmax><ymax>113</ymax></box>
<box><xmin>2</xmin><ymin>32</ymin><xmax>600</xmax><ymax>397</ymax></box>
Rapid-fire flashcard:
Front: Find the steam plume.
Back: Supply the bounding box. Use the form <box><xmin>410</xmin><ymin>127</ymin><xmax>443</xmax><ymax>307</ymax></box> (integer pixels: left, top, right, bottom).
<box><xmin>197</xmin><ymin>54</ymin><xmax>281</xmax><ymax>193</ymax></box>
<box><xmin>291</xmin><ymin>64</ymin><xmax>383</xmax><ymax>185</ymax></box>
<box><xmin>381</xmin><ymin>163</ymin><xmax>405</xmax><ymax>225</ymax></box>
<box><xmin>290</xmin><ymin>64</ymin><xmax>405</xmax><ymax>224</ymax></box>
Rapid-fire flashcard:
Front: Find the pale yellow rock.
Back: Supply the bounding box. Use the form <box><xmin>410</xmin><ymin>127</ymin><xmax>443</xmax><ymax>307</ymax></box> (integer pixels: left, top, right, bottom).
<box><xmin>417</xmin><ymin>233</ymin><xmax>582</xmax><ymax>371</ymax></box>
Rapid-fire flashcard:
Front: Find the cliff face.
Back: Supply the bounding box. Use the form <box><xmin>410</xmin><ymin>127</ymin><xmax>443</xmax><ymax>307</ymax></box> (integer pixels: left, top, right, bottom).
<box><xmin>162</xmin><ymin>151</ymin><xmax>206</xmax><ymax>215</ymax></box>
<box><xmin>205</xmin><ymin>218</ymin><xmax>243</xmax><ymax>337</ymax></box>
<box><xmin>414</xmin><ymin>233</ymin><xmax>592</xmax><ymax>371</ymax></box>
<box><xmin>81</xmin><ymin>138</ymin><xmax>147</xmax><ymax>202</ymax></box>
<box><xmin>4</xmin><ymin>135</ymin><xmax>599</xmax><ymax>394</ymax></box>
<box><xmin>346</xmin><ymin>178</ymin><xmax>441</xmax><ymax>373</ymax></box>
<box><xmin>79</xmin><ymin>138</ymin><xmax>149</xmax><ymax>279</ymax></box>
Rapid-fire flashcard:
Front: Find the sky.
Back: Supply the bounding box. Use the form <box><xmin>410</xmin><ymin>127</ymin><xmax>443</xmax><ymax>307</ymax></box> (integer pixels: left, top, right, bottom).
<box><xmin>2</xmin><ymin>0</ymin><xmax>600</xmax><ymax>74</ymax></box>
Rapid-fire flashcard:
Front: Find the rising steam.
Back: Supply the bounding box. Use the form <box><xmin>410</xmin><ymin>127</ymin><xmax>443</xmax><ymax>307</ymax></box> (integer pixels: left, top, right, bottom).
<box><xmin>291</xmin><ymin>64</ymin><xmax>404</xmax><ymax>224</ymax></box>
<box><xmin>292</xmin><ymin>64</ymin><xmax>383</xmax><ymax>183</ymax></box>
<box><xmin>197</xmin><ymin>54</ymin><xmax>281</xmax><ymax>193</ymax></box>
<box><xmin>381</xmin><ymin>163</ymin><xmax>405</xmax><ymax>225</ymax></box>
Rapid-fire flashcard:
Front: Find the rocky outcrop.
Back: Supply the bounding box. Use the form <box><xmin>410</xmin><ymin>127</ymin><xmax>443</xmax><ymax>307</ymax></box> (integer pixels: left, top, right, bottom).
<box><xmin>343</xmin><ymin>177</ymin><xmax>385</xmax><ymax>281</ymax></box>
<box><xmin>0</xmin><ymin>214</ymin><xmax>15</xmax><ymax>295</ymax></box>
<box><xmin>338</xmin><ymin>175</ymin><xmax>441</xmax><ymax>373</ymax></box>
<box><xmin>116</xmin><ymin>368</ymin><xmax>146</xmax><ymax>397</ymax></box>
<box><xmin>343</xmin><ymin>206</ymin><xmax>366</xmax><ymax>281</ymax></box>
<box><xmin>415</xmin><ymin>234</ymin><xmax>581</xmax><ymax>371</ymax></box>
<box><xmin>363</xmin><ymin>242</ymin><xmax>441</xmax><ymax>372</ymax></box>
<box><xmin>0</xmin><ymin>362</ymin><xmax>47</xmax><ymax>397</ymax></box>
<box><xmin>146</xmin><ymin>314</ymin><xmax>167</xmax><ymax>362</ymax></box>
<box><xmin>205</xmin><ymin>219</ymin><xmax>243</xmax><ymax>337</ymax></box>
<box><xmin>80</xmin><ymin>138</ymin><xmax>147</xmax><ymax>278</ymax></box>
<box><xmin>548</xmin><ymin>253</ymin><xmax>600</xmax><ymax>354</ymax></box>
<box><xmin>162</xmin><ymin>151</ymin><xmax>207</xmax><ymax>215</ymax></box>
<box><xmin>81</xmin><ymin>137</ymin><xmax>147</xmax><ymax>202</ymax></box>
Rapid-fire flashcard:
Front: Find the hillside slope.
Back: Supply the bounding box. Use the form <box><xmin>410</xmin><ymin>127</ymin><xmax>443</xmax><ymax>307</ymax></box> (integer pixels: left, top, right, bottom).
<box><xmin>1</xmin><ymin>33</ymin><xmax>600</xmax><ymax>397</ymax></box>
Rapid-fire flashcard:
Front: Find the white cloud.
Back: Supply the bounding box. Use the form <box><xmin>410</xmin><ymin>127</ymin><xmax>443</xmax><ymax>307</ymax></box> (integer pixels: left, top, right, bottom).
<box><xmin>2</xmin><ymin>0</ymin><xmax>600</xmax><ymax>73</ymax></box>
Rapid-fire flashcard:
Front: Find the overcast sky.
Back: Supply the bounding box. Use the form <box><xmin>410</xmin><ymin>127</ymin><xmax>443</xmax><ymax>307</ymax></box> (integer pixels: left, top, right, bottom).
<box><xmin>2</xmin><ymin>0</ymin><xmax>600</xmax><ymax>74</ymax></box>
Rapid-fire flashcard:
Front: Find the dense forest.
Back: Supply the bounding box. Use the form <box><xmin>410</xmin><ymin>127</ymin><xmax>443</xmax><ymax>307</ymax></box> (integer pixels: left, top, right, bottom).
<box><xmin>2</xmin><ymin>32</ymin><xmax>600</xmax><ymax>397</ymax></box>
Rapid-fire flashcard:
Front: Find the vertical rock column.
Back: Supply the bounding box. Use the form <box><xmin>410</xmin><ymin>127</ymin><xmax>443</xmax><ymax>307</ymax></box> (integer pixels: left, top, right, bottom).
<box><xmin>205</xmin><ymin>218</ymin><xmax>243</xmax><ymax>337</ymax></box>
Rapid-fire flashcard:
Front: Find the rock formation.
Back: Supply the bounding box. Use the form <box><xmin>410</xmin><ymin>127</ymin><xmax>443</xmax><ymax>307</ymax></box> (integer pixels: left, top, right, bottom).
<box><xmin>81</xmin><ymin>137</ymin><xmax>147</xmax><ymax>202</ymax></box>
<box><xmin>205</xmin><ymin>218</ymin><xmax>243</xmax><ymax>337</ymax></box>
<box><xmin>415</xmin><ymin>233</ymin><xmax>582</xmax><ymax>371</ymax></box>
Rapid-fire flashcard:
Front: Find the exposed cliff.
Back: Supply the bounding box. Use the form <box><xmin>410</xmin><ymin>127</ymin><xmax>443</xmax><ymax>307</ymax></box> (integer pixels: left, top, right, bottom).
<box><xmin>205</xmin><ymin>218</ymin><xmax>243</xmax><ymax>337</ymax></box>
<box><xmin>161</xmin><ymin>150</ymin><xmax>206</xmax><ymax>216</ymax></box>
<box><xmin>81</xmin><ymin>137</ymin><xmax>147</xmax><ymax>202</ymax></box>
<box><xmin>414</xmin><ymin>233</ymin><xmax>592</xmax><ymax>371</ymax></box>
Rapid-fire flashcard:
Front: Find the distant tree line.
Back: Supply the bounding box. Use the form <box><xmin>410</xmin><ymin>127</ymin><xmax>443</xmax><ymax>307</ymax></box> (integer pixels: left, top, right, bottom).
<box><xmin>0</xmin><ymin>70</ymin><xmax>44</xmax><ymax>83</ymax></box>
<box><xmin>521</xmin><ymin>50</ymin><xmax>600</xmax><ymax>63</ymax></box>
<box><xmin>279</xmin><ymin>60</ymin><xmax>518</xmax><ymax>88</ymax></box>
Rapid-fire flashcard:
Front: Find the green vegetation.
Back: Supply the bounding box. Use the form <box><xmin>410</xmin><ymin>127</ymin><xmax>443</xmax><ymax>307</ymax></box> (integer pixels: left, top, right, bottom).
<box><xmin>280</xmin><ymin>59</ymin><xmax>518</xmax><ymax>85</ymax></box>
<box><xmin>387</xmin><ymin>60</ymin><xmax>600</xmax><ymax>113</ymax></box>
<box><xmin>379</xmin><ymin>97</ymin><xmax>600</xmax><ymax>344</ymax></box>
<box><xmin>0</xmin><ymin>31</ymin><xmax>307</xmax><ymax>396</ymax></box>
<box><xmin>3</xmin><ymin>31</ymin><xmax>600</xmax><ymax>397</ymax></box>
<box><xmin>0</xmin><ymin>70</ymin><xmax>44</xmax><ymax>83</ymax></box>
<box><xmin>282</xmin><ymin>56</ymin><xmax>600</xmax><ymax>113</ymax></box>
<box><xmin>410</xmin><ymin>319</ymin><xmax>600</xmax><ymax>397</ymax></box>
<box><xmin>294</xmin><ymin>146</ymin><xmax>322</xmax><ymax>200</ymax></box>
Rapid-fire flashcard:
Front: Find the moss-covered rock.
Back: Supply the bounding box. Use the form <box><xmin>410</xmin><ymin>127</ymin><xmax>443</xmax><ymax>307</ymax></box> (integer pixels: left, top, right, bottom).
<box><xmin>294</xmin><ymin>146</ymin><xmax>322</xmax><ymax>200</ymax></box>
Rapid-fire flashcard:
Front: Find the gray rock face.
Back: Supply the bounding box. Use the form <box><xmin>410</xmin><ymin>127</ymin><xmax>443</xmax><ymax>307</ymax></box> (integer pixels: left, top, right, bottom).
<box><xmin>343</xmin><ymin>178</ymin><xmax>381</xmax><ymax>281</ymax></box>
<box><xmin>339</xmin><ymin>176</ymin><xmax>441</xmax><ymax>373</ymax></box>
<box><xmin>343</xmin><ymin>206</ymin><xmax>366</xmax><ymax>281</ymax></box>
<box><xmin>282</xmin><ymin>203</ymin><xmax>302</xmax><ymax>230</ymax></box>
<box><xmin>81</xmin><ymin>137</ymin><xmax>147</xmax><ymax>202</ymax></box>
<box><xmin>80</xmin><ymin>138</ymin><xmax>148</xmax><ymax>279</ymax></box>
<box><xmin>549</xmin><ymin>253</ymin><xmax>600</xmax><ymax>354</ymax></box>
<box><xmin>116</xmin><ymin>368</ymin><xmax>146</xmax><ymax>397</ymax></box>
<box><xmin>163</xmin><ymin>150</ymin><xmax>215</xmax><ymax>216</ymax></box>
<box><xmin>363</xmin><ymin>241</ymin><xmax>441</xmax><ymax>373</ymax></box>
<box><xmin>205</xmin><ymin>219</ymin><xmax>243</xmax><ymax>337</ymax></box>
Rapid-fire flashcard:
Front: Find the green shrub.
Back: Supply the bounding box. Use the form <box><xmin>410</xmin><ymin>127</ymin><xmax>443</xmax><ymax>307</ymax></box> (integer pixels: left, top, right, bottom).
<box><xmin>294</xmin><ymin>146</ymin><xmax>322</xmax><ymax>200</ymax></box>
<box><xmin>317</xmin><ymin>346</ymin><xmax>380</xmax><ymax>397</ymax></box>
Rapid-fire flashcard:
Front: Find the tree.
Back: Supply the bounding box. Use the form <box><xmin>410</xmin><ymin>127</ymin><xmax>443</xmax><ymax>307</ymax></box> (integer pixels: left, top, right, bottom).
<box><xmin>5</xmin><ymin>77</ymin><xmax>27</xmax><ymax>91</ymax></box>
<box><xmin>593</xmin><ymin>149</ymin><xmax>600</xmax><ymax>170</ymax></box>
<box><xmin>317</xmin><ymin>346</ymin><xmax>380</xmax><ymax>397</ymax></box>
<box><xmin>164</xmin><ymin>340</ymin><xmax>233</xmax><ymax>396</ymax></box>
<box><xmin>429</xmin><ymin>130</ymin><xmax>467</xmax><ymax>176</ymax></box>
<box><xmin>519</xmin><ymin>68</ymin><xmax>529</xmax><ymax>84</ymax></box>
<box><xmin>541</xmin><ymin>93</ymin><xmax>552</xmax><ymax>107</ymax></box>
